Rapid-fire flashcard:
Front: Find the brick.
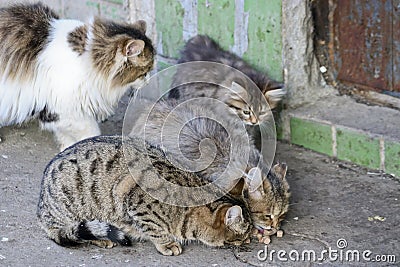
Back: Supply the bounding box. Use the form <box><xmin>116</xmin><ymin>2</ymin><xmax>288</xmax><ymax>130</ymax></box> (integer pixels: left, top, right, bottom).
<box><xmin>385</xmin><ymin>141</ymin><xmax>400</xmax><ymax>177</ymax></box>
<box><xmin>290</xmin><ymin>117</ymin><xmax>333</xmax><ymax>156</ymax></box>
<box><xmin>336</xmin><ymin>128</ymin><xmax>380</xmax><ymax>169</ymax></box>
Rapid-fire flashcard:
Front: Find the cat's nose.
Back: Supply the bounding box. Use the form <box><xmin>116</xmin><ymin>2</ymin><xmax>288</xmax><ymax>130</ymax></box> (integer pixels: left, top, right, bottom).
<box><xmin>250</xmin><ymin>116</ymin><xmax>258</xmax><ymax>124</ymax></box>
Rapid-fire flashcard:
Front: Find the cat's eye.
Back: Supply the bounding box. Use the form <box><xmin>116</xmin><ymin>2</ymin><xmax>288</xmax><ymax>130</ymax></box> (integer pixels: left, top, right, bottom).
<box><xmin>243</xmin><ymin>110</ymin><xmax>251</xmax><ymax>115</ymax></box>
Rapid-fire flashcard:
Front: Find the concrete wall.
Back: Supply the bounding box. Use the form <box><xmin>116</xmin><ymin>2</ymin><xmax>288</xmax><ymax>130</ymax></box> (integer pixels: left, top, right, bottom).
<box><xmin>281</xmin><ymin>0</ymin><xmax>336</xmax><ymax>108</ymax></box>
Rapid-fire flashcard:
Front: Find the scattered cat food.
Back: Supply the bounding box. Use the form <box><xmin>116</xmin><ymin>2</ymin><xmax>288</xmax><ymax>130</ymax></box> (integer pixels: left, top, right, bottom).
<box><xmin>368</xmin><ymin>215</ymin><xmax>386</xmax><ymax>222</ymax></box>
<box><xmin>276</xmin><ymin>230</ymin><xmax>284</xmax><ymax>238</ymax></box>
<box><xmin>293</xmin><ymin>217</ymin><xmax>299</xmax><ymax>220</ymax></box>
<box><xmin>252</xmin><ymin>228</ymin><xmax>259</xmax><ymax>236</ymax></box>
<box><xmin>261</xmin><ymin>236</ymin><xmax>271</xmax><ymax>244</ymax></box>
<box><xmin>254</xmin><ymin>228</ymin><xmax>284</xmax><ymax>243</ymax></box>
<box><xmin>320</xmin><ymin>66</ymin><xmax>327</xmax><ymax>73</ymax></box>
<box><xmin>256</xmin><ymin>233</ymin><xmax>263</xmax><ymax>241</ymax></box>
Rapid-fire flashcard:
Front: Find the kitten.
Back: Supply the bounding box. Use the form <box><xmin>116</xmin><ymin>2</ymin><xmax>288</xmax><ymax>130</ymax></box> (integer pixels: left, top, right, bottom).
<box><xmin>37</xmin><ymin>135</ymin><xmax>253</xmax><ymax>256</ymax></box>
<box><xmin>168</xmin><ymin>34</ymin><xmax>285</xmax><ymax>125</ymax></box>
<box><xmin>0</xmin><ymin>3</ymin><xmax>155</xmax><ymax>150</ymax></box>
<box><xmin>129</xmin><ymin>99</ymin><xmax>290</xmax><ymax>238</ymax></box>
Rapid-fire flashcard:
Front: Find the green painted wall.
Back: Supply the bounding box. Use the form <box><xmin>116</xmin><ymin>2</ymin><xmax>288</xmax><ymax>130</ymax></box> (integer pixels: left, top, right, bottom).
<box><xmin>155</xmin><ymin>0</ymin><xmax>283</xmax><ymax>81</ymax></box>
<box><xmin>155</xmin><ymin>0</ymin><xmax>185</xmax><ymax>58</ymax></box>
<box><xmin>243</xmin><ymin>0</ymin><xmax>282</xmax><ymax>80</ymax></box>
<box><xmin>197</xmin><ymin>0</ymin><xmax>235</xmax><ymax>50</ymax></box>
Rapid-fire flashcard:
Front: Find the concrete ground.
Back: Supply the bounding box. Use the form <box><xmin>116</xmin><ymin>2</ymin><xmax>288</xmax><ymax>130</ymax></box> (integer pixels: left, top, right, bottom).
<box><xmin>0</xmin><ymin>100</ymin><xmax>399</xmax><ymax>267</ymax></box>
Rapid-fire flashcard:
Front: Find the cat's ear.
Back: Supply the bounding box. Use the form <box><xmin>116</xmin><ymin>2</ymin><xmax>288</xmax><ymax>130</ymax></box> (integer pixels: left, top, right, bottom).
<box><xmin>124</xmin><ymin>39</ymin><xmax>145</xmax><ymax>57</ymax></box>
<box><xmin>229</xmin><ymin>81</ymin><xmax>247</xmax><ymax>99</ymax></box>
<box><xmin>244</xmin><ymin>167</ymin><xmax>273</xmax><ymax>200</ymax></box>
<box><xmin>132</xmin><ymin>20</ymin><xmax>147</xmax><ymax>35</ymax></box>
<box><xmin>264</xmin><ymin>88</ymin><xmax>286</xmax><ymax>109</ymax></box>
<box><xmin>271</xmin><ymin>162</ymin><xmax>288</xmax><ymax>180</ymax></box>
<box><xmin>245</xmin><ymin>167</ymin><xmax>263</xmax><ymax>193</ymax></box>
<box><xmin>228</xmin><ymin>178</ymin><xmax>245</xmax><ymax>197</ymax></box>
<box><xmin>271</xmin><ymin>162</ymin><xmax>290</xmax><ymax>193</ymax></box>
<box><xmin>225</xmin><ymin>205</ymin><xmax>244</xmax><ymax>226</ymax></box>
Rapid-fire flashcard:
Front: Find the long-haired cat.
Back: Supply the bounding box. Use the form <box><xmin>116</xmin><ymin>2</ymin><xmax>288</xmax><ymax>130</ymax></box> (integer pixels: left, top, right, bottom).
<box><xmin>0</xmin><ymin>3</ymin><xmax>155</xmax><ymax>150</ymax></box>
<box><xmin>129</xmin><ymin>99</ymin><xmax>290</xmax><ymax>239</ymax></box>
<box><xmin>37</xmin><ymin>135</ymin><xmax>253</xmax><ymax>255</ymax></box>
<box><xmin>168</xmin><ymin>34</ymin><xmax>285</xmax><ymax>125</ymax></box>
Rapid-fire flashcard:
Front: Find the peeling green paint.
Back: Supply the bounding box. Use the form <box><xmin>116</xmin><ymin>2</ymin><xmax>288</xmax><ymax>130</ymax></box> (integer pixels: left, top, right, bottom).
<box><xmin>155</xmin><ymin>0</ymin><xmax>184</xmax><ymax>58</ymax></box>
<box><xmin>336</xmin><ymin>128</ymin><xmax>380</xmax><ymax>169</ymax></box>
<box><xmin>104</xmin><ymin>0</ymin><xmax>123</xmax><ymax>4</ymax></box>
<box><xmin>154</xmin><ymin>0</ymin><xmax>282</xmax><ymax>80</ymax></box>
<box><xmin>385</xmin><ymin>141</ymin><xmax>400</xmax><ymax>177</ymax></box>
<box><xmin>244</xmin><ymin>0</ymin><xmax>282</xmax><ymax>81</ymax></box>
<box><xmin>197</xmin><ymin>0</ymin><xmax>235</xmax><ymax>50</ymax></box>
<box><xmin>101</xmin><ymin>2</ymin><xmax>125</xmax><ymax>21</ymax></box>
<box><xmin>290</xmin><ymin>117</ymin><xmax>333</xmax><ymax>156</ymax></box>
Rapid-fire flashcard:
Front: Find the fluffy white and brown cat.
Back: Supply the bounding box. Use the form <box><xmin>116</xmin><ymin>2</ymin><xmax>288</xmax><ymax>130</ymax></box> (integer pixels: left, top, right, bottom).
<box><xmin>0</xmin><ymin>3</ymin><xmax>154</xmax><ymax>150</ymax></box>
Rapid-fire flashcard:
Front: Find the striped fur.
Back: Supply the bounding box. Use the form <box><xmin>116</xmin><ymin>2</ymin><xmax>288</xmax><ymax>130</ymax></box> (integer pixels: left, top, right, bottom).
<box><xmin>37</xmin><ymin>136</ymin><xmax>252</xmax><ymax>256</ymax></box>
<box><xmin>130</xmin><ymin>99</ymin><xmax>290</xmax><ymax>237</ymax></box>
<box><xmin>168</xmin><ymin>34</ymin><xmax>285</xmax><ymax>126</ymax></box>
<box><xmin>0</xmin><ymin>3</ymin><xmax>154</xmax><ymax>150</ymax></box>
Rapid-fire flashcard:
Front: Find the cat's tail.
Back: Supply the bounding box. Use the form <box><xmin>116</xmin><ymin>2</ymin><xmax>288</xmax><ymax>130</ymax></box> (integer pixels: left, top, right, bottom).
<box><xmin>47</xmin><ymin>220</ymin><xmax>131</xmax><ymax>247</ymax></box>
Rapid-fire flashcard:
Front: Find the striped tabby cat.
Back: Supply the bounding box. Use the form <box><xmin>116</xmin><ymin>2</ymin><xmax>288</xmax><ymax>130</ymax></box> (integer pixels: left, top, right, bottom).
<box><xmin>37</xmin><ymin>136</ymin><xmax>252</xmax><ymax>256</ymax></box>
<box><xmin>129</xmin><ymin>99</ymin><xmax>290</xmax><ymax>238</ymax></box>
<box><xmin>0</xmin><ymin>3</ymin><xmax>154</xmax><ymax>150</ymax></box>
<box><xmin>168</xmin><ymin>35</ymin><xmax>285</xmax><ymax>126</ymax></box>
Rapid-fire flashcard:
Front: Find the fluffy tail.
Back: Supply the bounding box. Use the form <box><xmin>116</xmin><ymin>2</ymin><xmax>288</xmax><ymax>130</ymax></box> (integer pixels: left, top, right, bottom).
<box><xmin>51</xmin><ymin>220</ymin><xmax>131</xmax><ymax>247</ymax></box>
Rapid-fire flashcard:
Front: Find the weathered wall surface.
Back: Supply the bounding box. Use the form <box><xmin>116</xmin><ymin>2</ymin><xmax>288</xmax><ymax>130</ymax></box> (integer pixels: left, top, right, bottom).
<box><xmin>0</xmin><ymin>0</ymin><xmax>283</xmax><ymax>81</ymax></box>
<box><xmin>0</xmin><ymin>0</ymin><xmax>129</xmax><ymax>21</ymax></box>
<box><xmin>152</xmin><ymin>0</ymin><xmax>283</xmax><ymax>81</ymax></box>
<box><xmin>281</xmin><ymin>0</ymin><xmax>335</xmax><ymax>108</ymax></box>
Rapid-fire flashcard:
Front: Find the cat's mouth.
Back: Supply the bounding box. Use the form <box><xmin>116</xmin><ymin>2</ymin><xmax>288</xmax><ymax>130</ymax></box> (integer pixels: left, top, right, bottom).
<box><xmin>255</xmin><ymin>225</ymin><xmax>278</xmax><ymax>236</ymax></box>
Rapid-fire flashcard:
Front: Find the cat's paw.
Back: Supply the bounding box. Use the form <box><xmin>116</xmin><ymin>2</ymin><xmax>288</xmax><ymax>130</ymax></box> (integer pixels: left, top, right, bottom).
<box><xmin>155</xmin><ymin>241</ymin><xmax>182</xmax><ymax>256</ymax></box>
<box><xmin>90</xmin><ymin>240</ymin><xmax>118</xmax><ymax>248</ymax></box>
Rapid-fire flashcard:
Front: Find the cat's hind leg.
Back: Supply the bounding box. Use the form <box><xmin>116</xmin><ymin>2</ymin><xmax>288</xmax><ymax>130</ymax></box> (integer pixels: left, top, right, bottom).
<box><xmin>45</xmin><ymin>226</ymin><xmax>84</xmax><ymax>247</ymax></box>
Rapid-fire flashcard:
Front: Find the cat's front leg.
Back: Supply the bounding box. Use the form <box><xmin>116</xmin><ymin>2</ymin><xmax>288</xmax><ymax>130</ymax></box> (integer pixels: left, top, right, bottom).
<box><xmin>150</xmin><ymin>236</ymin><xmax>182</xmax><ymax>256</ymax></box>
<box><xmin>41</xmin><ymin>116</ymin><xmax>100</xmax><ymax>150</ymax></box>
<box><xmin>90</xmin><ymin>240</ymin><xmax>118</xmax><ymax>248</ymax></box>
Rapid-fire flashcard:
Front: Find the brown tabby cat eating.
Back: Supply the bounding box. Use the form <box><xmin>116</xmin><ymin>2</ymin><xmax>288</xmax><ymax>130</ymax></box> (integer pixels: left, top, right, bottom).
<box><xmin>37</xmin><ymin>135</ymin><xmax>253</xmax><ymax>256</ymax></box>
<box><xmin>129</xmin><ymin>99</ymin><xmax>291</xmax><ymax>243</ymax></box>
